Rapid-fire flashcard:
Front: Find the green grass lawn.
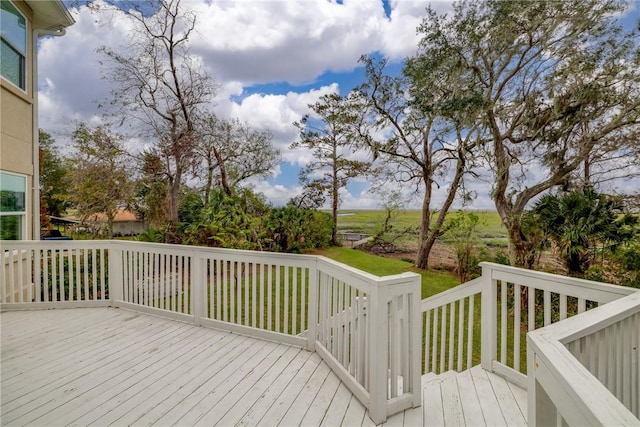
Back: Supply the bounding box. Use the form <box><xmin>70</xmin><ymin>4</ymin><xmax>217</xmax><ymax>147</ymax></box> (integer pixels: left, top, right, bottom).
<box><xmin>315</xmin><ymin>247</ymin><xmax>460</xmax><ymax>299</ymax></box>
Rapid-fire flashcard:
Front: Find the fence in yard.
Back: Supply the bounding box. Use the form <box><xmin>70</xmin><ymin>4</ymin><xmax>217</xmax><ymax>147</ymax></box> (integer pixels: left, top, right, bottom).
<box><xmin>0</xmin><ymin>240</ymin><xmax>421</xmax><ymax>424</ymax></box>
<box><xmin>420</xmin><ymin>261</ymin><xmax>639</xmax><ymax>426</ymax></box>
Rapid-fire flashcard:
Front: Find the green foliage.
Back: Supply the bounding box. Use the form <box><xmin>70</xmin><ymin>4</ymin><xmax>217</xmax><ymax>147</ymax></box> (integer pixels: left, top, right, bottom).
<box><xmin>39</xmin><ymin>130</ymin><xmax>70</xmax><ymax>220</ymax></box>
<box><xmin>138</xmin><ymin>227</ymin><xmax>166</xmax><ymax>243</ymax></box>
<box><xmin>411</xmin><ymin>0</ymin><xmax>640</xmax><ymax>267</ymax></box>
<box><xmin>177</xmin><ymin>188</ymin><xmax>333</xmax><ymax>253</ymax></box>
<box><xmin>67</xmin><ymin>123</ymin><xmax>134</xmax><ymax>238</ymax></box>
<box><xmin>291</xmin><ymin>93</ymin><xmax>371</xmax><ymax>245</ymax></box>
<box><xmin>616</xmin><ymin>243</ymin><xmax>640</xmax><ymax>288</ymax></box>
<box><xmin>367</xmin><ymin>191</ymin><xmax>417</xmax><ymax>253</ymax></box>
<box><xmin>264</xmin><ymin>207</ymin><xmax>333</xmax><ymax>253</ymax></box>
<box><xmin>441</xmin><ymin>211</ymin><xmax>485</xmax><ymax>281</ymax></box>
<box><xmin>532</xmin><ymin>189</ymin><xmax>635</xmax><ymax>274</ymax></box>
<box><xmin>132</xmin><ymin>151</ymin><xmax>171</xmax><ymax>229</ymax></box>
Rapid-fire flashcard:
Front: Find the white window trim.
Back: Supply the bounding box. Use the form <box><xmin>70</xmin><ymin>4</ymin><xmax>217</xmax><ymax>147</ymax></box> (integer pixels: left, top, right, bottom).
<box><xmin>0</xmin><ymin>170</ymin><xmax>28</xmax><ymax>240</ymax></box>
<box><xmin>0</xmin><ymin>0</ymin><xmax>28</xmax><ymax>93</ymax></box>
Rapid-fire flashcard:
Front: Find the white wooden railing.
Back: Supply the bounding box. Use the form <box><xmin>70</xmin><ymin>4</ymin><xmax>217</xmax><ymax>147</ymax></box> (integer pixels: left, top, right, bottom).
<box><xmin>420</xmin><ymin>262</ymin><xmax>639</xmax><ymax>426</ymax></box>
<box><xmin>0</xmin><ymin>240</ymin><xmax>421</xmax><ymax>424</ymax></box>
<box><xmin>527</xmin><ymin>291</ymin><xmax>640</xmax><ymax>426</ymax></box>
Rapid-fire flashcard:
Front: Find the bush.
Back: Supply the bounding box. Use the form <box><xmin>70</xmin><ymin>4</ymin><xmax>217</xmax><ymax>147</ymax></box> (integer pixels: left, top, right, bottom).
<box><xmin>264</xmin><ymin>207</ymin><xmax>333</xmax><ymax>253</ymax></box>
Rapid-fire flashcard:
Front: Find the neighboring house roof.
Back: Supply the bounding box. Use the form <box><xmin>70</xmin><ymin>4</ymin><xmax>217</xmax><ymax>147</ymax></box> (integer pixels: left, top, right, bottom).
<box><xmin>26</xmin><ymin>0</ymin><xmax>75</xmax><ymax>30</ymax></box>
<box><xmin>85</xmin><ymin>210</ymin><xmax>144</xmax><ymax>223</ymax></box>
<box><xmin>49</xmin><ymin>216</ymin><xmax>80</xmax><ymax>225</ymax></box>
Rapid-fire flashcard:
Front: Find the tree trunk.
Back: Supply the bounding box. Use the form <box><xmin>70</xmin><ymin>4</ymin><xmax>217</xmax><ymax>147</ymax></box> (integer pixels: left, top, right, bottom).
<box><xmin>331</xmin><ymin>172</ymin><xmax>338</xmax><ymax>246</ymax></box>
<box><xmin>169</xmin><ymin>165</ymin><xmax>181</xmax><ymax>225</ymax></box>
<box><xmin>415</xmin><ymin>191</ymin><xmax>432</xmax><ymax>269</ymax></box>
<box><xmin>415</xmin><ymin>151</ymin><xmax>467</xmax><ymax>270</ymax></box>
<box><xmin>504</xmin><ymin>219</ymin><xmax>536</xmax><ymax>269</ymax></box>
<box><xmin>213</xmin><ymin>147</ymin><xmax>231</xmax><ymax>197</ymax></box>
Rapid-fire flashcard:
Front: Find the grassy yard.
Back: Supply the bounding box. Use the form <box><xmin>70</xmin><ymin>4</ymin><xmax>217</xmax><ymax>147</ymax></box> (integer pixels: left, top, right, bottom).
<box><xmin>315</xmin><ymin>247</ymin><xmax>461</xmax><ymax>299</ymax></box>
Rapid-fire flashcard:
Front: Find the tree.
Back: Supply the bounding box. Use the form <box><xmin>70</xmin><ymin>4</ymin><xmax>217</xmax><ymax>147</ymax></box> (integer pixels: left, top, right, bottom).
<box><xmin>414</xmin><ymin>0</ymin><xmax>640</xmax><ymax>267</ymax></box>
<box><xmin>291</xmin><ymin>93</ymin><xmax>370</xmax><ymax>245</ymax></box>
<box><xmin>355</xmin><ymin>56</ymin><xmax>481</xmax><ymax>268</ymax></box>
<box><xmin>532</xmin><ymin>190</ymin><xmax>637</xmax><ymax>275</ymax></box>
<box><xmin>441</xmin><ymin>211</ymin><xmax>484</xmax><ymax>282</ymax></box>
<box><xmin>98</xmin><ymin>0</ymin><xmax>216</xmax><ymax>225</ymax></box>
<box><xmin>67</xmin><ymin>124</ymin><xmax>133</xmax><ymax>238</ymax></box>
<box><xmin>131</xmin><ymin>151</ymin><xmax>172</xmax><ymax>231</ymax></box>
<box><xmin>194</xmin><ymin>115</ymin><xmax>280</xmax><ymax>201</ymax></box>
<box><xmin>39</xmin><ymin>130</ymin><xmax>70</xmax><ymax>225</ymax></box>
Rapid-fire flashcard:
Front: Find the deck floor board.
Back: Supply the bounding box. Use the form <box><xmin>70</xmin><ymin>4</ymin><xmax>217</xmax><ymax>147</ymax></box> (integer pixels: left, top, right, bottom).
<box><xmin>1</xmin><ymin>307</ymin><xmax>528</xmax><ymax>426</ymax></box>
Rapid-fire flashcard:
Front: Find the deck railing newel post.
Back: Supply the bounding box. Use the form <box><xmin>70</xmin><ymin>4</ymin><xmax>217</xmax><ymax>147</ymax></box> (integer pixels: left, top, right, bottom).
<box><xmin>410</xmin><ymin>274</ymin><xmax>422</xmax><ymax>408</ymax></box>
<box><xmin>307</xmin><ymin>259</ymin><xmax>318</xmax><ymax>352</ymax></box>
<box><xmin>192</xmin><ymin>252</ymin><xmax>204</xmax><ymax>325</ymax></box>
<box><xmin>527</xmin><ymin>335</ymin><xmax>537</xmax><ymax>427</ymax></box>
<box><xmin>368</xmin><ymin>278</ymin><xmax>388</xmax><ymax>425</ymax></box>
<box><xmin>480</xmin><ymin>262</ymin><xmax>497</xmax><ymax>372</ymax></box>
<box><xmin>108</xmin><ymin>241</ymin><xmax>122</xmax><ymax>307</ymax></box>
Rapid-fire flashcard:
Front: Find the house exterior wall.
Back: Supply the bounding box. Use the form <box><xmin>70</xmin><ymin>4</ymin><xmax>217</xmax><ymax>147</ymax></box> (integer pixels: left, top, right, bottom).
<box><xmin>113</xmin><ymin>221</ymin><xmax>146</xmax><ymax>236</ymax></box>
<box><xmin>1</xmin><ymin>0</ymin><xmax>35</xmax><ymax>240</ymax></box>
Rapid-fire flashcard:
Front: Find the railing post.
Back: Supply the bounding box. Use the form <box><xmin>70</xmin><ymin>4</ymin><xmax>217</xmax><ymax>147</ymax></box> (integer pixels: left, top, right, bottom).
<box><xmin>409</xmin><ymin>275</ymin><xmax>422</xmax><ymax>408</ymax></box>
<box><xmin>306</xmin><ymin>260</ymin><xmax>318</xmax><ymax>352</ymax></box>
<box><xmin>368</xmin><ymin>280</ymin><xmax>388</xmax><ymax>425</ymax></box>
<box><xmin>192</xmin><ymin>253</ymin><xmax>204</xmax><ymax>325</ymax></box>
<box><xmin>480</xmin><ymin>262</ymin><xmax>497</xmax><ymax>372</ymax></box>
<box><xmin>108</xmin><ymin>242</ymin><xmax>122</xmax><ymax>306</ymax></box>
<box><xmin>527</xmin><ymin>336</ymin><xmax>537</xmax><ymax>427</ymax></box>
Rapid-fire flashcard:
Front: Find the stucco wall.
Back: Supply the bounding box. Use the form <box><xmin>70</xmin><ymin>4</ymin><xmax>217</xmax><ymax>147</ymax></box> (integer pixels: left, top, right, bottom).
<box><xmin>1</xmin><ymin>0</ymin><xmax>35</xmax><ymax>239</ymax></box>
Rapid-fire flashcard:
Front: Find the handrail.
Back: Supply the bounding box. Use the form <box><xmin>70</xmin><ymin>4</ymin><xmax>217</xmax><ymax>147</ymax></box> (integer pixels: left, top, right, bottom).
<box><xmin>0</xmin><ymin>239</ymin><xmax>422</xmax><ymax>425</ymax></box>
<box><xmin>421</xmin><ymin>277</ymin><xmax>482</xmax><ymax>311</ymax></box>
<box><xmin>527</xmin><ymin>292</ymin><xmax>640</xmax><ymax>426</ymax></box>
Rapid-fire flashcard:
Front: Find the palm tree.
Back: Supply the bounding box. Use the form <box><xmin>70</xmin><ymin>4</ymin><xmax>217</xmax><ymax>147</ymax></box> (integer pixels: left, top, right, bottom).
<box><xmin>532</xmin><ymin>190</ymin><xmax>634</xmax><ymax>275</ymax></box>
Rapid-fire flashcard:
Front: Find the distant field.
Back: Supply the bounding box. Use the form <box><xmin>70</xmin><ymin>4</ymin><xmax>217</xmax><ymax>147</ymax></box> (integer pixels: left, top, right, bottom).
<box><xmin>336</xmin><ymin>209</ymin><xmax>508</xmax><ymax>245</ymax></box>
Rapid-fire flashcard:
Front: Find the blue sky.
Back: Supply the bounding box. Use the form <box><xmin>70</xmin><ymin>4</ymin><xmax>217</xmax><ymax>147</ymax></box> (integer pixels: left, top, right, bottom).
<box><xmin>40</xmin><ymin>0</ymin><xmax>639</xmax><ymax>209</ymax></box>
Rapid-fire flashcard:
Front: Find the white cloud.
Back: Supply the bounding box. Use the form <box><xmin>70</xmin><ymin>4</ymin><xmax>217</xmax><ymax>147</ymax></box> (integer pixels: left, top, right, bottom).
<box><xmin>215</xmin><ymin>84</ymin><xmax>340</xmax><ymax>164</ymax></box>
<box><xmin>36</xmin><ymin>0</ymin><xmax>500</xmax><ymax>209</ymax></box>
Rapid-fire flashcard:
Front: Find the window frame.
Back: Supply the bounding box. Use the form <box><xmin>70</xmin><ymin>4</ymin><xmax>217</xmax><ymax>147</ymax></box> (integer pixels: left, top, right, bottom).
<box><xmin>0</xmin><ymin>170</ymin><xmax>28</xmax><ymax>240</ymax></box>
<box><xmin>0</xmin><ymin>0</ymin><xmax>28</xmax><ymax>92</ymax></box>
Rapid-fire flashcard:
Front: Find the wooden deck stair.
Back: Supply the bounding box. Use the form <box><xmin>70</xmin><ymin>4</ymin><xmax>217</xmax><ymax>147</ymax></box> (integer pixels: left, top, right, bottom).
<box><xmin>419</xmin><ymin>367</ymin><xmax>528</xmax><ymax>427</ymax></box>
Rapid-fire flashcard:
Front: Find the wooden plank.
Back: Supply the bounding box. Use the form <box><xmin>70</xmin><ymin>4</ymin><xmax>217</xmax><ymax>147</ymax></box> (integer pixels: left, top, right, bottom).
<box><xmin>455</xmin><ymin>369</ymin><xmax>486</xmax><ymax>427</ymax></box>
<box><xmin>441</xmin><ymin>375</ymin><xmax>465</xmax><ymax>427</ymax></box>
<box><xmin>300</xmin><ymin>370</ymin><xmax>341</xmax><ymax>426</ymax></box>
<box><xmin>215</xmin><ymin>349</ymin><xmax>313</xmax><ymax>426</ymax></box>
<box><xmin>469</xmin><ymin>366</ymin><xmax>507</xmax><ymax>427</ymax></box>
<box><xmin>0</xmin><ymin>311</ymin><xmax>152</xmax><ymax>386</ymax></box>
<box><xmin>40</xmin><ymin>324</ymin><xmax>224</xmax><ymax>426</ymax></box>
<box><xmin>485</xmin><ymin>369</ymin><xmax>527</xmax><ymax>426</ymax></box>
<box><xmin>402</xmin><ymin>405</ymin><xmax>423</xmax><ymax>427</ymax></box>
<box><xmin>276</xmin><ymin>361</ymin><xmax>332</xmax><ymax>426</ymax></box>
<box><xmin>179</xmin><ymin>343</ymin><xmax>291</xmax><ymax>425</ymax></box>
<box><xmin>68</xmin><ymin>333</ymin><xmax>251</xmax><ymax>426</ymax></box>
<box><xmin>340</xmin><ymin>395</ymin><xmax>366</xmax><ymax>427</ymax></box>
<box><xmin>1</xmin><ymin>311</ymin><xmax>181</xmax><ymax>398</ymax></box>
<box><xmin>136</xmin><ymin>340</ymin><xmax>276</xmax><ymax>426</ymax></box>
<box><xmin>2</xmin><ymin>319</ymin><xmax>201</xmax><ymax>425</ymax></box>
<box><xmin>381</xmin><ymin>410</ymin><xmax>404</xmax><ymax>427</ymax></box>
<box><xmin>235</xmin><ymin>352</ymin><xmax>322</xmax><ymax>426</ymax></box>
<box><xmin>320</xmin><ymin>382</ymin><xmax>353</xmax><ymax>427</ymax></box>
<box><xmin>422</xmin><ymin>378</ymin><xmax>444</xmax><ymax>427</ymax></box>
<box><xmin>507</xmin><ymin>380</ymin><xmax>528</xmax><ymax>422</ymax></box>
<box><xmin>105</xmin><ymin>334</ymin><xmax>261</xmax><ymax>426</ymax></box>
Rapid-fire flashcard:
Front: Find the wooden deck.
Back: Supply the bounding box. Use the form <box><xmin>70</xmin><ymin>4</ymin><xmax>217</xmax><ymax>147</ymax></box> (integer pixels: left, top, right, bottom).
<box><xmin>0</xmin><ymin>308</ymin><xmax>527</xmax><ymax>426</ymax></box>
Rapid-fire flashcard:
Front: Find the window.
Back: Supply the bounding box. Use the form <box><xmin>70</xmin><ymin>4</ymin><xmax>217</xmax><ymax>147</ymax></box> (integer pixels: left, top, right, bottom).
<box><xmin>0</xmin><ymin>172</ymin><xmax>27</xmax><ymax>240</ymax></box>
<box><xmin>1</xmin><ymin>0</ymin><xmax>26</xmax><ymax>90</ymax></box>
